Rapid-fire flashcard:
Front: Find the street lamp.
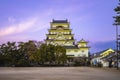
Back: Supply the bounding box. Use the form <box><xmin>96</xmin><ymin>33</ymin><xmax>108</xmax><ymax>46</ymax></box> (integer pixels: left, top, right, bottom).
<box><xmin>114</xmin><ymin>23</ymin><xmax>119</xmax><ymax>70</ymax></box>
<box><xmin>113</xmin><ymin>0</ymin><xmax>120</xmax><ymax>70</ymax></box>
<box><xmin>116</xmin><ymin>25</ymin><xmax>119</xmax><ymax>70</ymax></box>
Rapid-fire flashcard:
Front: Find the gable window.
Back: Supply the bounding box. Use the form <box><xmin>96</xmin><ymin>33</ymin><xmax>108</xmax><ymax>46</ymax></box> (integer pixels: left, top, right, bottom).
<box><xmin>81</xmin><ymin>50</ymin><xmax>84</xmax><ymax>53</ymax></box>
<box><xmin>67</xmin><ymin>50</ymin><xmax>71</xmax><ymax>52</ymax></box>
<box><xmin>74</xmin><ymin>50</ymin><xmax>78</xmax><ymax>52</ymax></box>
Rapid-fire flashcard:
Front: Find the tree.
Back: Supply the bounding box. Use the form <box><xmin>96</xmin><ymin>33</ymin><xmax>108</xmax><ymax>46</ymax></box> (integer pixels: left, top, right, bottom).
<box><xmin>0</xmin><ymin>41</ymin><xmax>67</xmax><ymax>66</ymax></box>
<box><xmin>39</xmin><ymin>43</ymin><xmax>47</xmax><ymax>64</ymax></box>
<box><xmin>113</xmin><ymin>0</ymin><xmax>120</xmax><ymax>70</ymax></box>
<box><xmin>46</xmin><ymin>44</ymin><xmax>55</xmax><ymax>64</ymax></box>
<box><xmin>17</xmin><ymin>42</ymin><xmax>30</xmax><ymax>66</ymax></box>
<box><xmin>55</xmin><ymin>45</ymin><xmax>67</xmax><ymax>64</ymax></box>
<box><xmin>0</xmin><ymin>42</ymin><xmax>18</xmax><ymax>66</ymax></box>
<box><xmin>114</xmin><ymin>0</ymin><xmax>120</xmax><ymax>25</ymax></box>
<box><xmin>20</xmin><ymin>40</ymin><xmax>37</xmax><ymax>65</ymax></box>
<box><xmin>32</xmin><ymin>41</ymin><xmax>44</xmax><ymax>65</ymax></box>
<box><xmin>38</xmin><ymin>44</ymin><xmax>67</xmax><ymax>66</ymax></box>
<box><xmin>0</xmin><ymin>52</ymin><xmax>5</xmax><ymax>66</ymax></box>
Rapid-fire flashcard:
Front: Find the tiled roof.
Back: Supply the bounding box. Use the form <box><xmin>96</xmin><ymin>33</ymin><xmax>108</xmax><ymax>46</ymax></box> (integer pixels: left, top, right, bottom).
<box><xmin>64</xmin><ymin>46</ymin><xmax>78</xmax><ymax>49</ymax></box>
<box><xmin>77</xmin><ymin>39</ymin><xmax>88</xmax><ymax>43</ymax></box>
<box><xmin>93</xmin><ymin>49</ymin><xmax>110</xmax><ymax>57</ymax></box>
<box><xmin>52</xmin><ymin>19</ymin><xmax>68</xmax><ymax>23</ymax></box>
<box><xmin>101</xmin><ymin>52</ymin><xmax>115</xmax><ymax>59</ymax></box>
<box><xmin>93</xmin><ymin>48</ymin><xmax>114</xmax><ymax>58</ymax></box>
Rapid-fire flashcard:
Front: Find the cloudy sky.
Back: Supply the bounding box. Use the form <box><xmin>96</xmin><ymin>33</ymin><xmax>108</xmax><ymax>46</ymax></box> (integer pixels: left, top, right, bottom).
<box><xmin>0</xmin><ymin>0</ymin><xmax>118</xmax><ymax>53</ymax></box>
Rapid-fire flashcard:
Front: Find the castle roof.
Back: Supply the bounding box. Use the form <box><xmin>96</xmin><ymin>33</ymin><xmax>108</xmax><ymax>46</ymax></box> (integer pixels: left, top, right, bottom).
<box><xmin>64</xmin><ymin>46</ymin><xmax>78</xmax><ymax>49</ymax></box>
<box><xmin>52</xmin><ymin>19</ymin><xmax>68</xmax><ymax>23</ymax></box>
<box><xmin>77</xmin><ymin>39</ymin><xmax>88</xmax><ymax>43</ymax></box>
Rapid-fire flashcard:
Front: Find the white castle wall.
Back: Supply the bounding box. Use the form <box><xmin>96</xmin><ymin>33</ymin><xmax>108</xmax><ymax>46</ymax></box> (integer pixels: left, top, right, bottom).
<box><xmin>66</xmin><ymin>49</ymin><xmax>89</xmax><ymax>57</ymax></box>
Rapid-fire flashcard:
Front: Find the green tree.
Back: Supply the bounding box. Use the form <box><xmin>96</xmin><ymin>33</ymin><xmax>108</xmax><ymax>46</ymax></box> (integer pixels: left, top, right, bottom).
<box><xmin>114</xmin><ymin>0</ymin><xmax>120</xmax><ymax>25</ymax></box>
<box><xmin>17</xmin><ymin>41</ymin><xmax>45</xmax><ymax>66</ymax></box>
<box><xmin>21</xmin><ymin>41</ymin><xmax>37</xmax><ymax>65</ymax></box>
<box><xmin>17</xmin><ymin>42</ymin><xmax>30</xmax><ymax>66</ymax></box>
<box><xmin>0</xmin><ymin>41</ymin><xmax>67</xmax><ymax>66</ymax></box>
<box><xmin>46</xmin><ymin>44</ymin><xmax>55</xmax><ymax>64</ymax></box>
<box><xmin>33</xmin><ymin>41</ymin><xmax>44</xmax><ymax>65</ymax></box>
<box><xmin>0</xmin><ymin>52</ymin><xmax>5</xmax><ymax>66</ymax></box>
<box><xmin>39</xmin><ymin>43</ymin><xmax>47</xmax><ymax>64</ymax></box>
<box><xmin>0</xmin><ymin>44</ymin><xmax>6</xmax><ymax>66</ymax></box>
<box><xmin>55</xmin><ymin>45</ymin><xmax>67</xmax><ymax>64</ymax></box>
<box><xmin>34</xmin><ymin>48</ymin><xmax>42</xmax><ymax>65</ymax></box>
<box><xmin>1</xmin><ymin>42</ymin><xmax>18</xmax><ymax>66</ymax></box>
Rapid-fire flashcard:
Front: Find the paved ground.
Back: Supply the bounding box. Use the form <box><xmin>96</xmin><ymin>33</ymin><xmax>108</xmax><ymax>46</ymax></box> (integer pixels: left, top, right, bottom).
<box><xmin>0</xmin><ymin>67</ymin><xmax>120</xmax><ymax>80</ymax></box>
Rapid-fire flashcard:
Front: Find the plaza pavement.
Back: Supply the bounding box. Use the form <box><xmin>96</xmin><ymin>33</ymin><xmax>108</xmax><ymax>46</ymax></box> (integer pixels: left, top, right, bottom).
<box><xmin>0</xmin><ymin>67</ymin><xmax>120</xmax><ymax>80</ymax></box>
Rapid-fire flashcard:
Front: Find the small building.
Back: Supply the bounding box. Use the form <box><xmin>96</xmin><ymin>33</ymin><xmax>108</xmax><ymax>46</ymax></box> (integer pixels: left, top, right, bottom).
<box><xmin>101</xmin><ymin>51</ymin><xmax>120</xmax><ymax>68</ymax></box>
<box><xmin>91</xmin><ymin>48</ymin><xmax>115</xmax><ymax>67</ymax></box>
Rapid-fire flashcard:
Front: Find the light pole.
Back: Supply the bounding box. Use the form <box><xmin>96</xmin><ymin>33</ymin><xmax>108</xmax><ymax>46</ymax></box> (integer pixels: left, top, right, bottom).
<box><xmin>115</xmin><ymin>24</ymin><xmax>119</xmax><ymax>70</ymax></box>
<box><xmin>113</xmin><ymin>0</ymin><xmax>120</xmax><ymax>70</ymax></box>
<box><xmin>116</xmin><ymin>25</ymin><xmax>119</xmax><ymax>70</ymax></box>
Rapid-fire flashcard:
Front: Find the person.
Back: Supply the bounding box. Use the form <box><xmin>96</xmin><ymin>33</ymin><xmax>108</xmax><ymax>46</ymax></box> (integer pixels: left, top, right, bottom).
<box><xmin>109</xmin><ymin>59</ymin><xmax>112</xmax><ymax>68</ymax></box>
<box><xmin>93</xmin><ymin>59</ymin><xmax>97</xmax><ymax>67</ymax></box>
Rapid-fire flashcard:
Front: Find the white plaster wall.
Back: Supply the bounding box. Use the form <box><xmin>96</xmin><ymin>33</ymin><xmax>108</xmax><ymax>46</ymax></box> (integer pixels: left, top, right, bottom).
<box><xmin>119</xmin><ymin>61</ymin><xmax>120</xmax><ymax>68</ymax></box>
<box><xmin>66</xmin><ymin>49</ymin><xmax>89</xmax><ymax>57</ymax></box>
<box><xmin>64</xmin><ymin>42</ymin><xmax>74</xmax><ymax>46</ymax></box>
<box><xmin>102</xmin><ymin>61</ymin><xmax>109</xmax><ymax>67</ymax></box>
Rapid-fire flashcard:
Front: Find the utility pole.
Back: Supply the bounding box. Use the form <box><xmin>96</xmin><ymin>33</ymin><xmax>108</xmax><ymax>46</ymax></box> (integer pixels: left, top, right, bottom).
<box><xmin>113</xmin><ymin>0</ymin><xmax>120</xmax><ymax>70</ymax></box>
<box><xmin>116</xmin><ymin>24</ymin><xmax>119</xmax><ymax>70</ymax></box>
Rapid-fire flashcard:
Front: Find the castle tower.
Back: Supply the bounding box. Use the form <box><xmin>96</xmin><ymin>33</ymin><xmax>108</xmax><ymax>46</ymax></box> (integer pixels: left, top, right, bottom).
<box><xmin>46</xmin><ymin>19</ymin><xmax>75</xmax><ymax>46</ymax></box>
<box><xmin>77</xmin><ymin>39</ymin><xmax>90</xmax><ymax>57</ymax></box>
<box><xmin>45</xmin><ymin>19</ymin><xmax>90</xmax><ymax>58</ymax></box>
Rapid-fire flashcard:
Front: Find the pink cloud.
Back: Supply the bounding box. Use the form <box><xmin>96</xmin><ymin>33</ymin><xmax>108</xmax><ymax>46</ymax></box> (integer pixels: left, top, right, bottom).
<box><xmin>0</xmin><ymin>18</ymin><xmax>37</xmax><ymax>36</ymax></box>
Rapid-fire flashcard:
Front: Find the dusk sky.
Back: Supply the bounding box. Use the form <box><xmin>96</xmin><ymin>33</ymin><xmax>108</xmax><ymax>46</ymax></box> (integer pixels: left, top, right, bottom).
<box><xmin>0</xmin><ymin>0</ymin><xmax>118</xmax><ymax>53</ymax></box>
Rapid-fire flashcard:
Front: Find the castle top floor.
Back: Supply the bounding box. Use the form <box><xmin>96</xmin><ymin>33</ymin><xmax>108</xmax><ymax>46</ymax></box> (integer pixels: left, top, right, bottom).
<box><xmin>50</xmin><ymin>19</ymin><xmax>70</xmax><ymax>29</ymax></box>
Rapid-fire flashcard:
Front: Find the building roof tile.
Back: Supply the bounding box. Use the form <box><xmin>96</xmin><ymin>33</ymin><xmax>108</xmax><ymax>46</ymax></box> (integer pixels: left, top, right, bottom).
<box><xmin>52</xmin><ymin>19</ymin><xmax>68</xmax><ymax>23</ymax></box>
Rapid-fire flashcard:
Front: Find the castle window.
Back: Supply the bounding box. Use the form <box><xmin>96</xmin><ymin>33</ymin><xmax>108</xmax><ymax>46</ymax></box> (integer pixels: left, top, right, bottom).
<box><xmin>57</xmin><ymin>26</ymin><xmax>63</xmax><ymax>29</ymax></box>
<box><xmin>67</xmin><ymin>50</ymin><xmax>71</xmax><ymax>52</ymax></box>
<box><xmin>67</xmin><ymin>32</ymin><xmax>69</xmax><ymax>34</ymax></box>
<box><xmin>108</xmin><ymin>51</ymin><xmax>112</xmax><ymax>54</ymax></box>
<box><xmin>64</xmin><ymin>32</ymin><xmax>66</xmax><ymax>34</ymax></box>
<box><xmin>81</xmin><ymin>50</ymin><xmax>84</xmax><ymax>53</ymax></box>
<box><xmin>78</xmin><ymin>54</ymin><xmax>81</xmax><ymax>56</ymax></box>
<box><xmin>74</xmin><ymin>50</ymin><xmax>78</xmax><ymax>52</ymax></box>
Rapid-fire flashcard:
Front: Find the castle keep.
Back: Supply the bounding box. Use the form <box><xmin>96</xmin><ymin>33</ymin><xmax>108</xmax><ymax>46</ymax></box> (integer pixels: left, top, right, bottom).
<box><xmin>45</xmin><ymin>19</ymin><xmax>90</xmax><ymax>59</ymax></box>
